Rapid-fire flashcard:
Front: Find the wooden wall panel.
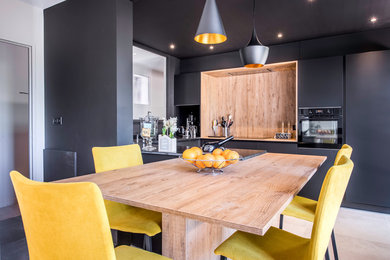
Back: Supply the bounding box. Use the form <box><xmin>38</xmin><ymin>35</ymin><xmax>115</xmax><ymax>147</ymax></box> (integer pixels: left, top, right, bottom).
<box><xmin>201</xmin><ymin>66</ymin><xmax>296</xmax><ymax>139</ymax></box>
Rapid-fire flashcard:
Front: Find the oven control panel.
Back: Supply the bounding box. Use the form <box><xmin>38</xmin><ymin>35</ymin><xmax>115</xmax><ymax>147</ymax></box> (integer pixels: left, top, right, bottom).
<box><xmin>299</xmin><ymin>107</ymin><xmax>342</xmax><ymax>118</ymax></box>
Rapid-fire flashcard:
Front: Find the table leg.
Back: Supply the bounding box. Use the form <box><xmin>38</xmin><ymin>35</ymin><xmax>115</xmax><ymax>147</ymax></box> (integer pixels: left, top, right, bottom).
<box><xmin>162</xmin><ymin>213</ymin><xmax>234</xmax><ymax>260</ymax></box>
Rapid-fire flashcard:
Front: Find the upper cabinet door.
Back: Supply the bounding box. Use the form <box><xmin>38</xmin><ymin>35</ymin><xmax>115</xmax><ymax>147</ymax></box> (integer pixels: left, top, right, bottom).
<box><xmin>298</xmin><ymin>56</ymin><xmax>344</xmax><ymax>107</ymax></box>
<box><xmin>345</xmin><ymin>50</ymin><xmax>390</xmax><ymax>208</ymax></box>
<box><xmin>174</xmin><ymin>72</ymin><xmax>200</xmax><ymax>106</ymax></box>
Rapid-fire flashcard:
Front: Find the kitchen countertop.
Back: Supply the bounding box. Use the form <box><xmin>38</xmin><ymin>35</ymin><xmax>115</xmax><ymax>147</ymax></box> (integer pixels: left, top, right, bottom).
<box><xmin>141</xmin><ymin>146</ymin><xmax>266</xmax><ymax>160</ymax></box>
<box><xmin>176</xmin><ymin>137</ymin><xmax>201</xmax><ymax>142</ymax></box>
<box><xmin>134</xmin><ymin>137</ymin><xmax>200</xmax><ymax>144</ymax></box>
<box><xmin>202</xmin><ymin>136</ymin><xmax>297</xmax><ymax>143</ymax></box>
<box><xmin>135</xmin><ymin>136</ymin><xmax>296</xmax><ymax>143</ymax></box>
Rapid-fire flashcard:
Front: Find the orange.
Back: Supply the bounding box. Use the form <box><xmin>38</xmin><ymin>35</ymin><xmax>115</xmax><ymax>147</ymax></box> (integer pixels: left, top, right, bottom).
<box><xmin>195</xmin><ymin>154</ymin><xmax>205</xmax><ymax>169</ymax></box>
<box><xmin>191</xmin><ymin>147</ymin><xmax>203</xmax><ymax>157</ymax></box>
<box><xmin>212</xmin><ymin>148</ymin><xmax>223</xmax><ymax>156</ymax></box>
<box><xmin>213</xmin><ymin>155</ymin><xmax>226</xmax><ymax>169</ymax></box>
<box><xmin>202</xmin><ymin>153</ymin><xmax>215</xmax><ymax>168</ymax></box>
<box><xmin>222</xmin><ymin>149</ymin><xmax>232</xmax><ymax>159</ymax></box>
<box><xmin>226</xmin><ymin>151</ymin><xmax>240</xmax><ymax>164</ymax></box>
<box><xmin>182</xmin><ymin>148</ymin><xmax>197</xmax><ymax>164</ymax></box>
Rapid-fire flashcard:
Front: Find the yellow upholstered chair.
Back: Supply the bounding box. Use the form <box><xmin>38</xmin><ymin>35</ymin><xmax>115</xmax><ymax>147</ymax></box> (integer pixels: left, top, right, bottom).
<box><xmin>279</xmin><ymin>144</ymin><xmax>353</xmax><ymax>260</ymax></box>
<box><xmin>214</xmin><ymin>155</ymin><xmax>354</xmax><ymax>260</ymax></box>
<box><xmin>10</xmin><ymin>171</ymin><xmax>170</xmax><ymax>260</ymax></box>
<box><xmin>92</xmin><ymin>144</ymin><xmax>162</xmax><ymax>251</ymax></box>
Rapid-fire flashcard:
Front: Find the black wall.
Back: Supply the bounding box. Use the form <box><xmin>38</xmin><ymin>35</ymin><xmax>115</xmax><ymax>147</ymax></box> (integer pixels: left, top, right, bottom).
<box><xmin>116</xmin><ymin>0</ymin><xmax>134</xmax><ymax>145</ymax></box>
<box><xmin>180</xmin><ymin>27</ymin><xmax>390</xmax><ymax>73</ymax></box>
<box><xmin>45</xmin><ymin>0</ymin><xmax>133</xmax><ymax>175</ymax></box>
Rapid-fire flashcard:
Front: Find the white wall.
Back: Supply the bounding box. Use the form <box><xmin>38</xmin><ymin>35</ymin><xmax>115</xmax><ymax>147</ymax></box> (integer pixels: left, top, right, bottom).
<box><xmin>0</xmin><ymin>0</ymin><xmax>45</xmax><ymax>181</ymax></box>
<box><xmin>133</xmin><ymin>64</ymin><xmax>167</xmax><ymax>119</ymax></box>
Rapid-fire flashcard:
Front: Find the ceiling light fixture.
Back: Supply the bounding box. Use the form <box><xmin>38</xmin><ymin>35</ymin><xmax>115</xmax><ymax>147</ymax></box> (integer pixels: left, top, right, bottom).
<box><xmin>277</xmin><ymin>33</ymin><xmax>283</xmax><ymax>38</ymax></box>
<box><xmin>370</xmin><ymin>16</ymin><xmax>377</xmax><ymax>23</ymax></box>
<box><xmin>169</xmin><ymin>44</ymin><xmax>175</xmax><ymax>49</ymax></box>
<box><xmin>194</xmin><ymin>0</ymin><xmax>227</xmax><ymax>44</ymax></box>
<box><xmin>210</xmin><ymin>45</ymin><xmax>214</xmax><ymax>50</ymax></box>
<box><xmin>239</xmin><ymin>0</ymin><xmax>269</xmax><ymax>68</ymax></box>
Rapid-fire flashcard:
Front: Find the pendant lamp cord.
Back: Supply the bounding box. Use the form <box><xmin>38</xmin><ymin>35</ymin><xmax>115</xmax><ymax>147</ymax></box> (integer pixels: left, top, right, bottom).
<box><xmin>252</xmin><ymin>0</ymin><xmax>256</xmax><ymax>29</ymax></box>
<box><xmin>249</xmin><ymin>0</ymin><xmax>260</xmax><ymax>45</ymax></box>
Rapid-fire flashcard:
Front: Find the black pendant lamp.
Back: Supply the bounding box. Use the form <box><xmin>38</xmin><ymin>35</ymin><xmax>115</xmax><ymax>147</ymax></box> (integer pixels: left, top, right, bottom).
<box><xmin>240</xmin><ymin>0</ymin><xmax>269</xmax><ymax>68</ymax></box>
<box><xmin>194</xmin><ymin>0</ymin><xmax>227</xmax><ymax>44</ymax></box>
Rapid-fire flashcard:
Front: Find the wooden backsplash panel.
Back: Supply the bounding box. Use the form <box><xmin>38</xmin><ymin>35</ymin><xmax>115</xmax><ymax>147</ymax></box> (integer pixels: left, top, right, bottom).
<box><xmin>201</xmin><ymin>68</ymin><xmax>296</xmax><ymax>139</ymax></box>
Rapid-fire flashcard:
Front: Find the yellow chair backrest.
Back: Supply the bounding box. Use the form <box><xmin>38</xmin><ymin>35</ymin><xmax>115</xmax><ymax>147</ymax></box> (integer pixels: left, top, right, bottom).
<box><xmin>92</xmin><ymin>144</ymin><xmax>143</xmax><ymax>173</ymax></box>
<box><xmin>334</xmin><ymin>144</ymin><xmax>353</xmax><ymax>165</ymax></box>
<box><xmin>10</xmin><ymin>171</ymin><xmax>116</xmax><ymax>260</ymax></box>
<box><xmin>307</xmin><ymin>156</ymin><xmax>354</xmax><ymax>260</ymax></box>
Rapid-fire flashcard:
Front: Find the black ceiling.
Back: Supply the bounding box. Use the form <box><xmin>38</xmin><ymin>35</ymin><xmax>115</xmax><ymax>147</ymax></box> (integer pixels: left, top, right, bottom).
<box><xmin>133</xmin><ymin>0</ymin><xmax>390</xmax><ymax>59</ymax></box>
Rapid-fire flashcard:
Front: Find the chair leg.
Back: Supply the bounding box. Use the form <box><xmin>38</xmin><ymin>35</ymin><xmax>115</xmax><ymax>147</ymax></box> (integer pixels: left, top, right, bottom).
<box><xmin>279</xmin><ymin>214</ymin><xmax>284</xmax><ymax>229</ymax></box>
<box><xmin>143</xmin><ymin>234</ymin><xmax>152</xmax><ymax>252</ymax></box>
<box><xmin>111</xmin><ymin>229</ymin><xmax>118</xmax><ymax>246</ymax></box>
<box><xmin>128</xmin><ymin>232</ymin><xmax>133</xmax><ymax>246</ymax></box>
<box><xmin>325</xmin><ymin>248</ymin><xmax>330</xmax><ymax>260</ymax></box>
<box><xmin>331</xmin><ymin>229</ymin><xmax>339</xmax><ymax>260</ymax></box>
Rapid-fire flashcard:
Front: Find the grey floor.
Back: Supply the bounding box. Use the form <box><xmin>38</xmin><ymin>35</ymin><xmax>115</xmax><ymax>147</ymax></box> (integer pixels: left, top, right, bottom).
<box><xmin>273</xmin><ymin>207</ymin><xmax>390</xmax><ymax>260</ymax></box>
<box><xmin>0</xmin><ymin>216</ymin><xmax>28</xmax><ymax>260</ymax></box>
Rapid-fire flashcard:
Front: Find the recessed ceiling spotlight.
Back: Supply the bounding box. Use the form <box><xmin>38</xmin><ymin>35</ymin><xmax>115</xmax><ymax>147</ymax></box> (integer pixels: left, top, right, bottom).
<box><xmin>169</xmin><ymin>44</ymin><xmax>175</xmax><ymax>49</ymax></box>
<box><xmin>210</xmin><ymin>45</ymin><xmax>214</xmax><ymax>50</ymax></box>
<box><xmin>370</xmin><ymin>16</ymin><xmax>377</xmax><ymax>23</ymax></box>
<box><xmin>277</xmin><ymin>33</ymin><xmax>283</xmax><ymax>38</ymax></box>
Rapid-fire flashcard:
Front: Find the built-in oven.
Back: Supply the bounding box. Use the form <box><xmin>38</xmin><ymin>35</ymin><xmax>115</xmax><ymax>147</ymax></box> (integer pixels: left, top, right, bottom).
<box><xmin>298</xmin><ymin>107</ymin><xmax>343</xmax><ymax>149</ymax></box>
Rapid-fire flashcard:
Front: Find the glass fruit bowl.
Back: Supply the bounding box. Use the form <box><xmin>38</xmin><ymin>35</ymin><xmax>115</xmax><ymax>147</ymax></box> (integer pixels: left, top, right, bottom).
<box><xmin>179</xmin><ymin>155</ymin><xmax>242</xmax><ymax>175</ymax></box>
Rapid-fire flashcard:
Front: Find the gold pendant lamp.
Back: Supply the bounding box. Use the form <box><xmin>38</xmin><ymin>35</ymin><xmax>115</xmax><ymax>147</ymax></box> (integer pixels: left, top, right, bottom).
<box><xmin>194</xmin><ymin>0</ymin><xmax>227</xmax><ymax>44</ymax></box>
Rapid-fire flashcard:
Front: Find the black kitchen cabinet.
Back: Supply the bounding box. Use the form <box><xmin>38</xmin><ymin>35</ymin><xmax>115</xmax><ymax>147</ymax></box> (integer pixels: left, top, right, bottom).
<box><xmin>345</xmin><ymin>50</ymin><xmax>390</xmax><ymax>208</ymax></box>
<box><xmin>298</xmin><ymin>56</ymin><xmax>344</xmax><ymax>107</ymax></box>
<box><xmin>142</xmin><ymin>154</ymin><xmax>177</xmax><ymax>164</ymax></box>
<box><xmin>296</xmin><ymin>148</ymin><xmax>337</xmax><ymax>200</ymax></box>
<box><xmin>174</xmin><ymin>72</ymin><xmax>200</xmax><ymax>106</ymax></box>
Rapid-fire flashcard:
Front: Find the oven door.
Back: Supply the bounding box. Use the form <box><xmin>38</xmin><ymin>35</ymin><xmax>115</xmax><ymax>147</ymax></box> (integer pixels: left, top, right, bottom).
<box><xmin>298</xmin><ymin>118</ymin><xmax>343</xmax><ymax>149</ymax></box>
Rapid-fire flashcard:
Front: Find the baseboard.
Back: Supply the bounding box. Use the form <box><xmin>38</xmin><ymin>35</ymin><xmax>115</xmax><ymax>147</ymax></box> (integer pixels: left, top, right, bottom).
<box><xmin>342</xmin><ymin>201</ymin><xmax>390</xmax><ymax>214</ymax></box>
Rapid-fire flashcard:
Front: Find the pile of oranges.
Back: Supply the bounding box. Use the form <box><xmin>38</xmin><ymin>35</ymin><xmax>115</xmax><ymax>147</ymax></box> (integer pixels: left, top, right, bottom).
<box><xmin>182</xmin><ymin>147</ymin><xmax>240</xmax><ymax>169</ymax></box>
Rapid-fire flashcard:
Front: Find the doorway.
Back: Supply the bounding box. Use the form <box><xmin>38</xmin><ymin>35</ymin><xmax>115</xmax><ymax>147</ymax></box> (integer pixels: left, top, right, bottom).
<box><xmin>132</xmin><ymin>46</ymin><xmax>167</xmax><ymax>120</ymax></box>
<box><xmin>0</xmin><ymin>40</ymin><xmax>30</xmax><ymax>209</ymax></box>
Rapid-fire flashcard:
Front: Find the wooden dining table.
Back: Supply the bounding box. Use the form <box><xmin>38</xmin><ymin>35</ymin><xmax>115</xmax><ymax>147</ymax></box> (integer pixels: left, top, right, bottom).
<box><xmin>60</xmin><ymin>152</ymin><xmax>326</xmax><ymax>260</ymax></box>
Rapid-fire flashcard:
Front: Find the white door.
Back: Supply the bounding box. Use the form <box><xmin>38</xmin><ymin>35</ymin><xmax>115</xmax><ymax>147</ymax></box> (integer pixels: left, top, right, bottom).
<box><xmin>0</xmin><ymin>40</ymin><xmax>30</xmax><ymax>208</ymax></box>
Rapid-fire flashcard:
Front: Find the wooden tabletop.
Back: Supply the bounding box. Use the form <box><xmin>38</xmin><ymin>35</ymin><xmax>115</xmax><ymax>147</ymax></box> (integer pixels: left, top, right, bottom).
<box><xmin>59</xmin><ymin>153</ymin><xmax>326</xmax><ymax>236</ymax></box>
